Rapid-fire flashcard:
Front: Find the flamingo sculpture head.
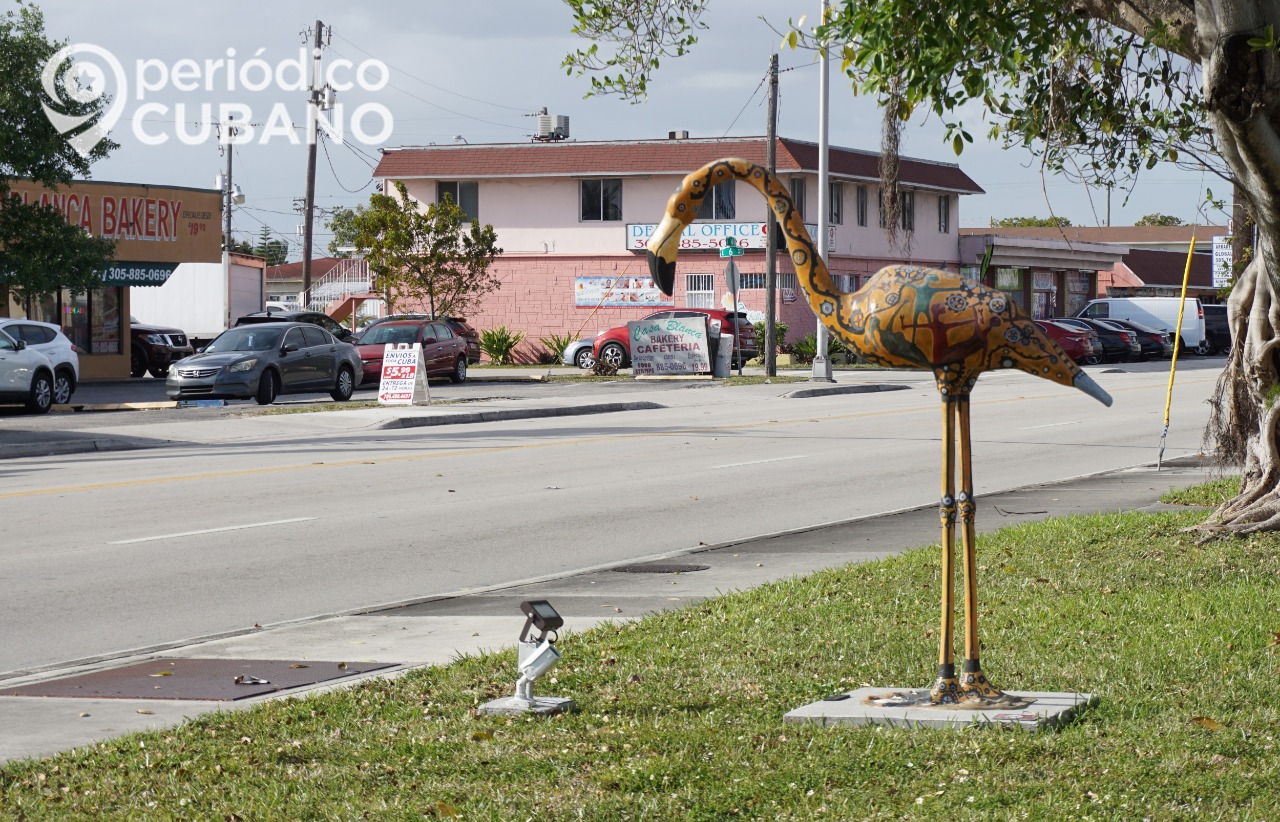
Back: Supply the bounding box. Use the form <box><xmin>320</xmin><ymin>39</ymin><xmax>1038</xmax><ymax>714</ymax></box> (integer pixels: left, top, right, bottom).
<box><xmin>646</xmin><ymin>159</ymin><xmax>1111</xmax><ymax>407</ymax></box>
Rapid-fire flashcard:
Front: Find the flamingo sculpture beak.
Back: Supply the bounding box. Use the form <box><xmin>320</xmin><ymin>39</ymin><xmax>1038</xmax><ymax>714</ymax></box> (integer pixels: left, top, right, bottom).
<box><xmin>646</xmin><ymin>211</ymin><xmax>684</xmax><ymax>297</ymax></box>
<box><xmin>1073</xmin><ymin>370</ymin><xmax>1113</xmax><ymax>407</ymax></box>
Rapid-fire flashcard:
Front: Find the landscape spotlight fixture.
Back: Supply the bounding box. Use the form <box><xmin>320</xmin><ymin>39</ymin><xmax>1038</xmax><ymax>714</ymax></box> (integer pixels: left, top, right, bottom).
<box><xmin>477</xmin><ymin>600</ymin><xmax>577</xmax><ymax>717</ymax></box>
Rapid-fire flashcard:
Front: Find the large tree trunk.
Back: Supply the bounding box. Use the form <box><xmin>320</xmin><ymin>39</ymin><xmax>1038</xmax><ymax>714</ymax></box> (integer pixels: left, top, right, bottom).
<box><xmin>1195</xmin><ymin>5</ymin><xmax>1280</xmax><ymax>535</ymax></box>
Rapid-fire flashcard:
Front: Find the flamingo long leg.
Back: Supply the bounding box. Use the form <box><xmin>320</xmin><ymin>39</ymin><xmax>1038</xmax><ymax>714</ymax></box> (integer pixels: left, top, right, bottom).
<box><xmin>957</xmin><ymin>396</ymin><xmax>1002</xmax><ymax>699</ymax></box>
<box><xmin>930</xmin><ymin>397</ymin><xmax>961</xmax><ymax>704</ymax></box>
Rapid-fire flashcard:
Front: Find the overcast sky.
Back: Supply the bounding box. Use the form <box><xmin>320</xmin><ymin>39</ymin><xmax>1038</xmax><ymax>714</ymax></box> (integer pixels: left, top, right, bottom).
<box><xmin>35</xmin><ymin>1</ymin><xmax>1221</xmax><ymax>261</ymax></box>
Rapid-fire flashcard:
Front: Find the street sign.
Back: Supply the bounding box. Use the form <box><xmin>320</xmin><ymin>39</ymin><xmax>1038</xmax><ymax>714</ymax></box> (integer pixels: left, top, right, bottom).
<box><xmin>719</xmin><ymin>236</ymin><xmax>744</xmax><ymax>257</ymax></box>
<box><xmin>723</xmin><ymin>258</ymin><xmax>740</xmax><ymax>294</ymax></box>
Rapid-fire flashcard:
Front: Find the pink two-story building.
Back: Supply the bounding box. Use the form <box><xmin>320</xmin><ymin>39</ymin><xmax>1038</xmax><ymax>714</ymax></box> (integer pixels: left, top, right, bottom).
<box><xmin>372</xmin><ymin>135</ymin><xmax>984</xmax><ymax>357</ymax></box>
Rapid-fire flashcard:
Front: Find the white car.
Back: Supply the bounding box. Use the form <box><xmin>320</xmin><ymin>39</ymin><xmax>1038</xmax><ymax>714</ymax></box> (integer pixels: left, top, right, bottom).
<box><xmin>0</xmin><ymin>327</ymin><xmax>57</xmax><ymax>414</ymax></box>
<box><xmin>0</xmin><ymin>318</ymin><xmax>80</xmax><ymax>404</ymax></box>
<box><xmin>561</xmin><ymin>338</ymin><xmax>596</xmax><ymax>369</ymax></box>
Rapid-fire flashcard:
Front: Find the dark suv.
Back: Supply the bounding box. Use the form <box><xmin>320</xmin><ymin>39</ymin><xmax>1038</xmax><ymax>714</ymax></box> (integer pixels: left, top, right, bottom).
<box><xmin>234</xmin><ymin>310</ymin><xmax>355</xmax><ymax>343</ymax></box>
<box><xmin>131</xmin><ymin>317</ymin><xmax>195</xmax><ymax>378</ymax></box>
<box><xmin>1201</xmin><ymin>304</ymin><xmax>1231</xmax><ymax>355</ymax></box>
<box><xmin>360</xmin><ymin>314</ymin><xmax>481</xmax><ymax>364</ymax></box>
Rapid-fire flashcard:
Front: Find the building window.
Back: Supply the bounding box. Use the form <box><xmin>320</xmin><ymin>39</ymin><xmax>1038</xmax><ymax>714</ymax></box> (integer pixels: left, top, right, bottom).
<box><xmin>26</xmin><ymin>287</ymin><xmax>123</xmax><ymax>355</ymax></box>
<box><xmin>740</xmin><ymin>272</ymin><xmax>766</xmax><ymax>289</ymax></box>
<box><xmin>829</xmin><ymin>181</ymin><xmax>844</xmax><ymax>225</ymax></box>
<box><xmin>789</xmin><ymin>177</ymin><xmax>806</xmax><ymax>220</ymax></box>
<box><xmin>580</xmin><ymin>178</ymin><xmax>622</xmax><ymax>221</ymax></box>
<box><xmin>778</xmin><ymin>272</ymin><xmax>798</xmax><ymax>291</ymax></box>
<box><xmin>856</xmin><ymin>185</ymin><xmax>868</xmax><ymax>227</ymax></box>
<box><xmin>1067</xmin><ymin>271</ymin><xmax>1092</xmax><ymax>315</ymax></box>
<box><xmin>436</xmin><ymin>181</ymin><xmax>478</xmax><ymax>221</ymax></box>
<box><xmin>938</xmin><ymin>194</ymin><xmax>951</xmax><ymax>234</ymax></box>
<box><xmin>994</xmin><ymin>267</ymin><xmax>1026</xmax><ymax>311</ymax></box>
<box><xmin>696</xmin><ymin>182</ymin><xmax>736</xmax><ymax>220</ymax></box>
<box><xmin>685</xmin><ymin>273</ymin><xmax>714</xmax><ymax>308</ymax></box>
<box><xmin>901</xmin><ymin>190</ymin><xmax>915</xmax><ymax>232</ymax></box>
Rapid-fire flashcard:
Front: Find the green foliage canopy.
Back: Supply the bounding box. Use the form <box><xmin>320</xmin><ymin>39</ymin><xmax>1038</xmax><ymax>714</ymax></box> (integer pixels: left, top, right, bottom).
<box><xmin>990</xmin><ymin>216</ymin><xmax>1073</xmax><ymax>227</ymax></box>
<box><xmin>0</xmin><ymin>3</ymin><xmax>116</xmax><ymax>303</ymax></box>
<box><xmin>343</xmin><ymin>182</ymin><xmax>503</xmax><ymax>318</ymax></box>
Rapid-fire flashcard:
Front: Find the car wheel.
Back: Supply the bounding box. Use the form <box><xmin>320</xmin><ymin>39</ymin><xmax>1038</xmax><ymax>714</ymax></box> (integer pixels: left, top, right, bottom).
<box><xmin>255</xmin><ymin>370</ymin><xmax>278</xmax><ymax>405</ymax></box>
<box><xmin>53</xmin><ymin>370</ymin><xmax>75</xmax><ymax>405</ymax></box>
<box><xmin>26</xmin><ymin>372</ymin><xmax>53</xmax><ymax>414</ymax></box>
<box><xmin>599</xmin><ymin>342</ymin><xmax>627</xmax><ymax>369</ymax></box>
<box><xmin>130</xmin><ymin>347</ymin><xmax>147</xmax><ymax>378</ymax></box>
<box><xmin>574</xmin><ymin>347</ymin><xmax>594</xmax><ymax>369</ymax></box>
<box><xmin>330</xmin><ymin>366</ymin><xmax>355</xmax><ymax>401</ymax></box>
<box><xmin>1083</xmin><ymin>354</ymin><xmax>1103</xmax><ymax>365</ymax></box>
<box><xmin>450</xmin><ymin>356</ymin><xmax>467</xmax><ymax>384</ymax></box>
<box><xmin>1195</xmin><ymin>338</ymin><xmax>1213</xmax><ymax>356</ymax></box>
<box><xmin>148</xmin><ymin>364</ymin><xmax>170</xmax><ymax>378</ymax></box>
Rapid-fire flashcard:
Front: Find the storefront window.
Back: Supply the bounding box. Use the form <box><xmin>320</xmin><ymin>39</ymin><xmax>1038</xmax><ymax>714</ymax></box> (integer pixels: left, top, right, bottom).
<box><xmin>994</xmin><ymin>267</ymin><xmax>1026</xmax><ymax>310</ymax></box>
<box><xmin>1032</xmin><ymin>271</ymin><xmax>1058</xmax><ymax>319</ymax></box>
<box><xmin>1066</xmin><ymin>271</ymin><xmax>1092</xmax><ymax>316</ymax></box>
<box><xmin>25</xmin><ymin>287</ymin><xmax>123</xmax><ymax>355</ymax></box>
<box><xmin>92</xmin><ymin>287</ymin><xmax>122</xmax><ymax>354</ymax></box>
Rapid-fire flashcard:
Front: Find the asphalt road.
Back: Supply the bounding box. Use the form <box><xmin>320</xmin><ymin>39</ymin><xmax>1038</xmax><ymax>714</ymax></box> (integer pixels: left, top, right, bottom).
<box><xmin>0</xmin><ymin>359</ymin><xmax>1222</xmax><ymax>676</ymax></box>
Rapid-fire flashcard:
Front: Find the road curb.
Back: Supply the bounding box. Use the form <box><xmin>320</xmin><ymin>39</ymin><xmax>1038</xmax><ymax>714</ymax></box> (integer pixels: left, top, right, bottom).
<box><xmin>782</xmin><ymin>383</ymin><xmax>913</xmax><ymax>399</ymax></box>
<box><xmin>377</xmin><ymin>401</ymin><xmax>666</xmax><ymax>429</ymax></box>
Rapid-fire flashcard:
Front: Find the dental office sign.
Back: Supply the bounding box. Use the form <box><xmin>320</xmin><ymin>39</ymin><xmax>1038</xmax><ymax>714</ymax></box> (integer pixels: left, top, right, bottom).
<box><xmin>626</xmin><ymin>221</ymin><xmax>817</xmax><ymax>251</ymax></box>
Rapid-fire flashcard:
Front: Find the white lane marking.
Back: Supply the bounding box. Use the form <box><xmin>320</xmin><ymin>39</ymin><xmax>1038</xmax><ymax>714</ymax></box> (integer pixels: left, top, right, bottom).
<box><xmin>714</xmin><ymin>455</ymin><xmax>810</xmax><ymax>469</ymax></box>
<box><xmin>108</xmin><ymin>517</ymin><xmax>318</xmax><ymax>545</ymax></box>
<box><xmin>1019</xmin><ymin>421</ymin><xmax>1082</xmax><ymax>430</ymax></box>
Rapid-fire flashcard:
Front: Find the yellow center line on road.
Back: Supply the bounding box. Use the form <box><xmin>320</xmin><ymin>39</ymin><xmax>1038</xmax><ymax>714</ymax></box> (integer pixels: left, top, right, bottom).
<box><xmin>0</xmin><ymin>374</ymin><xmax>1213</xmax><ymax>500</ymax></box>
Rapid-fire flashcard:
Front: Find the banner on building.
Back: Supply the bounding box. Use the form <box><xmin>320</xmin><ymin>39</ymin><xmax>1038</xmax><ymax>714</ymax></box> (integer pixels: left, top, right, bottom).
<box><xmin>574</xmin><ymin>276</ymin><xmax>673</xmax><ymax>307</ymax></box>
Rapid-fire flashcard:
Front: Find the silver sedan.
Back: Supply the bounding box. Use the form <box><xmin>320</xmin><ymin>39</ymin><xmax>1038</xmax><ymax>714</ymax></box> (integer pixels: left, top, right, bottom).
<box><xmin>166</xmin><ymin>322</ymin><xmax>361</xmax><ymax>405</ymax></box>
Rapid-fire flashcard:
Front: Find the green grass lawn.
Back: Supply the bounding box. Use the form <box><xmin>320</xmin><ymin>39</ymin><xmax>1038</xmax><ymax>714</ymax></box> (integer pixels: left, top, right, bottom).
<box><xmin>3</xmin><ymin>486</ymin><xmax>1277</xmax><ymax>820</ymax></box>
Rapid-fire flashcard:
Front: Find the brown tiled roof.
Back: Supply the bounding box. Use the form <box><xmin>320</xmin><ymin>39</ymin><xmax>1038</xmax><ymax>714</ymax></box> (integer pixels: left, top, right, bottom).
<box><xmin>266</xmin><ymin>257</ymin><xmax>346</xmax><ymax>281</ymax></box>
<box><xmin>960</xmin><ymin>225</ymin><xmax>1227</xmax><ymax>244</ymax></box>
<box><xmin>373</xmin><ymin>136</ymin><xmax>983</xmax><ymax>195</ymax></box>
<box><xmin>1121</xmin><ymin>248</ymin><xmax>1213</xmax><ymax>288</ymax></box>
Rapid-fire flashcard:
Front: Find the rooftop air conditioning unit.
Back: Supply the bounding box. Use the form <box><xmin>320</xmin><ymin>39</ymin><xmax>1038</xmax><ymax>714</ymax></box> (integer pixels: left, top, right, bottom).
<box><xmin>534</xmin><ymin>113</ymin><xmax>570</xmax><ymax>142</ymax></box>
<box><xmin>668</xmin><ymin>130</ymin><xmax>690</xmax><ymax>140</ymax></box>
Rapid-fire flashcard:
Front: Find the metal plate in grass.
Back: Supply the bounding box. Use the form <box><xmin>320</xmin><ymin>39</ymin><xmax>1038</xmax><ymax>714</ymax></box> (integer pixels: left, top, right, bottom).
<box><xmin>610</xmin><ymin>562</ymin><xmax>710</xmax><ymax>574</ymax></box>
<box><xmin>0</xmin><ymin>658</ymin><xmax>397</xmax><ymax>701</ymax></box>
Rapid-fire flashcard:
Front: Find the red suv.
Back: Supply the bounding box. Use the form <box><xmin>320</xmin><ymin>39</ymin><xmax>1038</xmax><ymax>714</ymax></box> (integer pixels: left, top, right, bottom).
<box><xmin>592</xmin><ymin>309</ymin><xmax>758</xmax><ymax>369</ymax></box>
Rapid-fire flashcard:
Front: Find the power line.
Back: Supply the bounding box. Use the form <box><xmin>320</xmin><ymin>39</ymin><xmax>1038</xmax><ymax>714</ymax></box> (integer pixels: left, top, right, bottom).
<box><xmin>332</xmin><ymin>33</ymin><xmax>530</xmax><ymax>112</ymax></box>
<box><xmin>321</xmin><ymin>135</ymin><xmax>374</xmax><ymax>194</ymax></box>
<box><xmin>722</xmin><ymin>69</ymin><xmax>769</xmax><ymax>137</ymax></box>
<box><xmin>328</xmin><ymin>45</ymin><xmax>528</xmax><ymax>133</ymax></box>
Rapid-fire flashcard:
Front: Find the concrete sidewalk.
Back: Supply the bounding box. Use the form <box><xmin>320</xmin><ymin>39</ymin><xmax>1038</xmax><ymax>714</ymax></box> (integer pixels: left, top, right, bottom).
<box><xmin>0</xmin><ymin>453</ymin><xmax>1214</xmax><ymax>765</ymax></box>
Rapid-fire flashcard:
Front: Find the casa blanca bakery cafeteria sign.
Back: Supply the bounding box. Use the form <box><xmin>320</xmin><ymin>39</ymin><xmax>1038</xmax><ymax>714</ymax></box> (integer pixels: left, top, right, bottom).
<box><xmin>628</xmin><ymin>315</ymin><xmax>711</xmax><ymax>376</ymax></box>
<box><xmin>626</xmin><ymin>221</ymin><xmax>817</xmax><ymax>251</ymax></box>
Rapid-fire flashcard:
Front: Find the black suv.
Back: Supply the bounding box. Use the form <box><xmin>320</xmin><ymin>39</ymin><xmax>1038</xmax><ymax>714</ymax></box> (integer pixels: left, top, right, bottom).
<box><xmin>360</xmin><ymin>314</ymin><xmax>481</xmax><ymax>364</ymax></box>
<box><xmin>1201</xmin><ymin>304</ymin><xmax>1231</xmax><ymax>355</ymax></box>
<box><xmin>131</xmin><ymin>317</ymin><xmax>195</xmax><ymax>378</ymax></box>
<box><xmin>234</xmin><ymin>310</ymin><xmax>355</xmax><ymax>343</ymax></box>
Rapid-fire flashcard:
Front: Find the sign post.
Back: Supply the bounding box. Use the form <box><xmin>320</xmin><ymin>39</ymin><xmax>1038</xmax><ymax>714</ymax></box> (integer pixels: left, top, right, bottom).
<box><xmin>721</xmin><ymin>238</ymin><xmax>744</xmax><ymax>375</ymax></box>
<box><xmin>377</xmin><ymin>343</ymin><xmax>431</xmax><ymax>406</ymax></box>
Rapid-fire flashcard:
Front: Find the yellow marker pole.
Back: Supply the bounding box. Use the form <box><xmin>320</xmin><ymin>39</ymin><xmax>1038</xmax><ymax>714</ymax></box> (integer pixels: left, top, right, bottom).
<box><xmin>1158</xmin><ymin>231</ymin><xmax>1197</xmax><ymax>469</ymax></box>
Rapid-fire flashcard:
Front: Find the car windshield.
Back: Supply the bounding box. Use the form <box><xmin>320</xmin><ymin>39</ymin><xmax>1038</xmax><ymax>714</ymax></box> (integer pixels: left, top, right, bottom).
<box><xmin>206</xmin><ymin>327</ymin><xmax>283</xmax><ymax>353</ymax></box>
<box><xmin>356</xmin><ymin>325</ymin><xmax>420</xmax><ymax>346</ymax></box>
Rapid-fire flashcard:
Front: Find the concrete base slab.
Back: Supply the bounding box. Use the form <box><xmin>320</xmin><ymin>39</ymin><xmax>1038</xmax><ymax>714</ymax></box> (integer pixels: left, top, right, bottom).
<box><xmin>476</xmin><ymin>695</ymin><xmax>577</xmax><ymax>717</ymax></box>
<box><xmin>784</xmin><ymin>688</ymin><xmax>1097</xmax><ymax>731</ymax></box>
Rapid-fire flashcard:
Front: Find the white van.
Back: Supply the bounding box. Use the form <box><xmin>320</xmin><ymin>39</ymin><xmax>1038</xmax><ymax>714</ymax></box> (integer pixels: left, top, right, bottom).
<box><xmin>1076</xmin><ymin>297</ymin><xmax>1208</xmax><ymax>353</ymax></box>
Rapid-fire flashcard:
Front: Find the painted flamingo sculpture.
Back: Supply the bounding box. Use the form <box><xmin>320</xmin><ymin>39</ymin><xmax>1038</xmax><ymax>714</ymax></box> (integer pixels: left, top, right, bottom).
<box><xmin>647</xmin><ymin>159</ymin><xmax>1112</xmax><ymax>706</ymax></box>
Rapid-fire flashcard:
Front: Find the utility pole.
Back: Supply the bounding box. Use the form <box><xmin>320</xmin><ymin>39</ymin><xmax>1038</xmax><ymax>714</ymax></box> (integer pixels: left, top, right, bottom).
<box><xmin>220</xmin><ymin>117</ymin><xmax>238</xmax><ymax>318</ymax></box>
<box><xmin>765</xmin><ymin>54</ymin><xmax>779</xmax><ymax>377</ymax></box>
<box><xmin>301</xmin><ymin>19</ymin><xmax>330</xmax><ymax>309</ymax></box>
<box><xmin>811</xmin><ymin>0</ymin><xmax>834</xmax><ymax>382</ymax></box>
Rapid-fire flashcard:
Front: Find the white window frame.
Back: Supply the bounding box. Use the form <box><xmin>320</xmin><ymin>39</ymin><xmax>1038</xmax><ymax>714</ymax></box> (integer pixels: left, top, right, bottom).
<box><xmin>685</xmin><ymin>273</ymin><xmax>714</xmax><ymax>308</ymax></box>
<box><xmin>938</xmin><ymin>194</ymin><xmax>951</xmax><ymax>234</ymax></box>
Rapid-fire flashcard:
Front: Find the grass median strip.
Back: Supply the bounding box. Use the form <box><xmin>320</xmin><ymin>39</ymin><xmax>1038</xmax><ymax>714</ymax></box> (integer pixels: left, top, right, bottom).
<box><xmin>4</xmin><ymin>481</ymin><xmax>1277</xmax><ymax>819</ymax></box>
